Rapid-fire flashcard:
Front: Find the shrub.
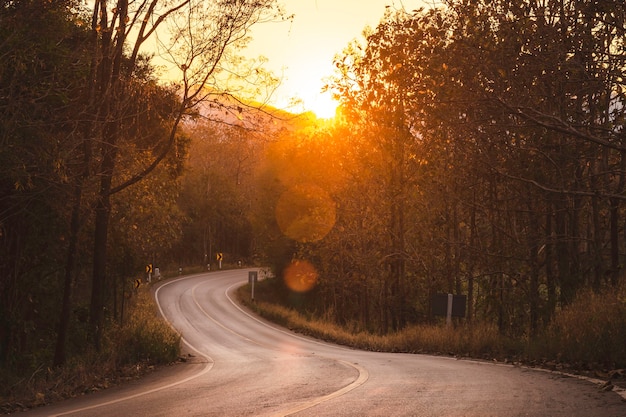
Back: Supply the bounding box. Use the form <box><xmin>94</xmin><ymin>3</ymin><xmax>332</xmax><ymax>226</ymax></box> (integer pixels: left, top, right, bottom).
<box><xmin>542</xmin><ymin>285</ymin><xmax>626</xmax><ymax>368</ymax></box>
<box><xmin>0</xmin><ymin>290</ymin><xmax>180</xmax><ymax>412</ymax></box>
<box><xmin>108</xmin><ymin>291</ymin><xmax>181</xmax><ymax>365</ymax></box>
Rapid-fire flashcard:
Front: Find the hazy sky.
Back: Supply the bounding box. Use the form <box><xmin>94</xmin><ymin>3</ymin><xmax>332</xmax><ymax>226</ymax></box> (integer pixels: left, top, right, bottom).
<box><xmin>247</xmin><ymin>0</ymin><xmax>429</xmax><ymax>117</ymax></box>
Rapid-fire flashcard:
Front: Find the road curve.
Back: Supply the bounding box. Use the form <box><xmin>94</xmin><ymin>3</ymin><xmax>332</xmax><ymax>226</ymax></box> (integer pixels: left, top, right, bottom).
<box><xmin>21</xmin><ymin>269</ymin><xmax>626</xmax><ymax>416</ymax></box>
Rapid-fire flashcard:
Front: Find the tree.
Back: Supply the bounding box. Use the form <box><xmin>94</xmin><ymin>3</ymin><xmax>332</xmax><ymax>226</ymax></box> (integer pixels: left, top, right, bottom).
<box><xmin>0</xmin><ymin>0</ymin><xmax>93</xmax><ymax>367</ymax></box>
<box><xmin>319</xmin><ymin>0</ymin><xmax>626</xmax><ymax>336</ymax></box>
<box><xmin>78</xmin><ymin>0</ymin><xmax>282</xmax><ymax>349</ymax></box>
<box><xmin>440</xmin><ymin>0</ymin><xmax>626</xmax><ymax>317</ymax></box>
<box><xmin>328</xmin><ymin>8</ymin><xmax>457</xmax><ymax>332</ymax></box>
<box><xmin>175</xmin><ymin>120</ymin><xmax>264</xmax><ymax>267</ymax></box>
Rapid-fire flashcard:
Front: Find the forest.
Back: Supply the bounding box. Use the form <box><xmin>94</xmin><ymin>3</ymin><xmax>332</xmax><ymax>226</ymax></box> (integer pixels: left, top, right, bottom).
<box><xmin>2</xmin><ymin>0</ymin><xmax>626</xmax><ymax>400</ymax></box>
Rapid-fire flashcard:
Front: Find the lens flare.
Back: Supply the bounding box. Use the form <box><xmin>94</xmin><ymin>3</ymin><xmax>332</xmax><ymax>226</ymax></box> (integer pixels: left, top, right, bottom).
<box><xmin>283</xmin><ymin>260</ymin><xmax>318</xmax><ymax>293</ymax></box>
<box><xmin>275</xmin><ymin>183</ymin><xmax>336</xmax><ymax>242</ymax></box>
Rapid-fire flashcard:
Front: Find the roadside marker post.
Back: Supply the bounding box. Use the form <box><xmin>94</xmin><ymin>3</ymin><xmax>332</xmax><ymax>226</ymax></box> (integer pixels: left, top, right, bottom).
<box><xmin>249</xmin><ymin>271</ymin><xmax>258</xmax><ymax>301</ymax></box>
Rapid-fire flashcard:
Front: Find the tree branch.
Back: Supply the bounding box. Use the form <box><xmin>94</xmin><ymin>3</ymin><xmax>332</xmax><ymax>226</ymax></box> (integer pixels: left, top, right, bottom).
<box><xmin>497</xmin><ymin>97</ymin><xmax>626</xmax><ymax>152</ymax></box>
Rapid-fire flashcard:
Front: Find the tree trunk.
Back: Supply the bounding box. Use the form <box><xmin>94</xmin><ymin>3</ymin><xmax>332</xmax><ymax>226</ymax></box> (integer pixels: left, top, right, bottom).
<box><xmin>90</xmin><ymin>134</ymin><xmax>118</xmax><ymax>350</ymax></box>
<box><xmin>609</xmin><ymin>151</ymin><xmax>626</xmax><ymax>287</ymax></box>
<box><xmin>54</xmin><ymin>88</ymin><xmax>93</xmax><ymax>365</ymax></box>
<box><xmin>527</xmin><ymin>208</ymin><xmax>540</xmax><ymax>336</ymax></box>
<box><xmin>90</xmin><ymin>194</ymin><xmax>111</xmax><ymax>350</ymax></box>
<box><xmin>545</xmin><ymin>207</ymin><xmax>556</xmax><ymax>321</ymax></box>
<box><xmin>467</xmin><ymin>198</ymin><xmax>477</xmax><ymax>325</ymax></box>
<box><xmin>555</xmin><ymin>199</ymin><xmax>574</xmax><ymax>305</ymax></box>
<box><xmin>53</xmin><ymin>184</ymin><xmax>81</xmax><ymax>366</ymax></box>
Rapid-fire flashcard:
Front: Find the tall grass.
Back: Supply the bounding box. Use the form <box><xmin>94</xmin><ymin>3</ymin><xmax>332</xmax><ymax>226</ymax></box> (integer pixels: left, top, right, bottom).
<box><xmin>241</xmin><ymin>293</ymin><xmax>517</xmax><ymax>359</ymax></box>
<box><xmin>540</xmin><ymin>285</ymin><xmax>626</xmax><ymax>368</ymax></box>
<box><xmin>239</xmin><ymin>281</ymin><xmax>626</xmax><ymax>370</ymax></box>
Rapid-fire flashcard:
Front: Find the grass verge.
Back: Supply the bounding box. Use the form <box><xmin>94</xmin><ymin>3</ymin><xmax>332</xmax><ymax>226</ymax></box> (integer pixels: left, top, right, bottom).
<box><xmin>238</xmin><ymin>290</ymin><xmax>516</xmax><ymax>359</ymax></box>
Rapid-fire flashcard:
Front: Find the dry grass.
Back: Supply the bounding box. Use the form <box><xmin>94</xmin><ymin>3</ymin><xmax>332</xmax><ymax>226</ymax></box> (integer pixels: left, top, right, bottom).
<box><xmin>542</xmin><ymin>285</ymin><xmax>626</xmax><ymax>369</ymax></box>
<box><xmin>238</xmin><ymin>281</ymin><xmax>626</xmax><ymax>371</ymax></box>
<box><xmin>240</xmin><ymin>291</ymin><xmax>516</xmax><ymax>360</ymax></box>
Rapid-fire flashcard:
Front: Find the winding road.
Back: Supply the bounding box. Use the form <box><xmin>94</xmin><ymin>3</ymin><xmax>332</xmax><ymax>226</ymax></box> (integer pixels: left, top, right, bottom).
<box><xmin>22</xmin><ymin>269</ymin><xmax>626</xmax><ymax>416</ymax></box>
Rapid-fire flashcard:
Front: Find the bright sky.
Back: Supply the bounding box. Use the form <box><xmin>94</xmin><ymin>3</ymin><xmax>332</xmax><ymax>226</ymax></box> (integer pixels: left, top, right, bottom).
<box><xmin>247</xmin><ymin>0</ymin><xmax>429</xmax><ymax>118</ymax></box>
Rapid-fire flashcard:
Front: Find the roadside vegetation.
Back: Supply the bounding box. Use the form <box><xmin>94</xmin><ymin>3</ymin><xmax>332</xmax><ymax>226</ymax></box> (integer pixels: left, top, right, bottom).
<box><xmin>0</xmin><ymin>291</ymin><xmax>180</xmax><ymax>414</ymax></box>
<box><xmin>239</xmin><ymin>279</ymin><xmax>626</xmax><ymax>373</ymax></box>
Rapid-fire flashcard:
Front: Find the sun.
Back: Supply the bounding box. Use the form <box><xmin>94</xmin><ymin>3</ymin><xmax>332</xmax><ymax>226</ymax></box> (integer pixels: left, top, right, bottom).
<box><xmin>278</xmin><ymin>88</ymin><xmax>338</xmax><ymax>120</ymax></box>
<box><xmin>307</xmin><ymin>91</ymin><xmax>338</xmax><ymax>120</ymax></box>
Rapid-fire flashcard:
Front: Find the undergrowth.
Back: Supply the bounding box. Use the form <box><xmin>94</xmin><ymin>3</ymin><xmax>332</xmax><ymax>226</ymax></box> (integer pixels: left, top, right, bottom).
<box><xmin>241</xmin><ymin>296</ymin><xmax>516</xmax><ymax>359</ymax></box>
<box><xmin>238</xmin><ymin>279</ymin><xmax>626</xmax><ymax>371</ymax></box>
<box><xmin>541</xmin><ymin>285</ymin><xmax>626</xmax><ymax>369</ymax></box>
<box><xmin>0</xmin><ymin>290</ymin><xmax>180</xmax><ymax>414</ymax></box>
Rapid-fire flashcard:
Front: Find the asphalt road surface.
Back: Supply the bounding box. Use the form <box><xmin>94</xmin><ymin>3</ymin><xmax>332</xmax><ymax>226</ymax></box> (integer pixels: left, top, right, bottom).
<box><xmin>21</xmin><ymin>269</ymin><xmax>626</xmax><ymax>416</ymax></box>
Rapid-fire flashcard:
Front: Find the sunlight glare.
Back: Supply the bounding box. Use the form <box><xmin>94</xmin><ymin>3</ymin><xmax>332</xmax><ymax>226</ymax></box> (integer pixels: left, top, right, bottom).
<box><xmin>308</xmin><ymin>92</ymin><xmax>338</xmax><ymax>119</ymax></box>
<box><xmin>283</xmin><ymin>260</ymin><xmax>318</xmax><ymax>293</ymax></box>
